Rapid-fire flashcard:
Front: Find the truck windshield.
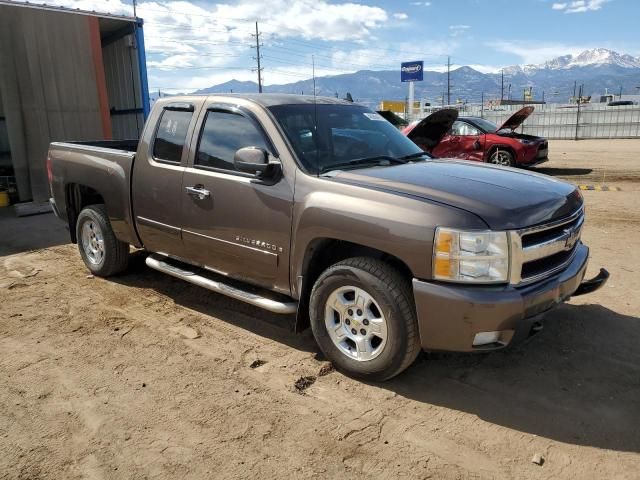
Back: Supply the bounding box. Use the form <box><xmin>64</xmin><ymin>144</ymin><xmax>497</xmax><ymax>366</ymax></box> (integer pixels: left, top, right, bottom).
<box><xmin>268</xmin><ymin>104</ymin><xmax>427</xmax><ymax>174</ymax></box>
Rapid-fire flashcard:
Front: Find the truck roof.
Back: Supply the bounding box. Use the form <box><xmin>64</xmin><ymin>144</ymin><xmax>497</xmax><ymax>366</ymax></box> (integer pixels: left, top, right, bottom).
<box><xmin>155</xmin><ymin>93</ymin><xmax>354</xmax><ymax>108</ymax></box>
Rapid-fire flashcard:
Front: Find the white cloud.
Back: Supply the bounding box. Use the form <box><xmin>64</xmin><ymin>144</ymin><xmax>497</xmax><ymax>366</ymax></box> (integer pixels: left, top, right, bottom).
<box><xmin>409</xmin><ymin>1</ymin><xmax>431</xmax><ymax>5</ymax></box>
<box><xmin>12</xmin><ymin>0</ymin><xmax>398</xmax><ymax>90</ymax></box>
<box><xmin>393</xmin><ymin>12</ymin><xmax>409</xmax><ymax>20</ymax></box>
<box><xmin>551</xmin><ymin>0</ymin><xmax>611</xmax><ymax>13</ymax></box>
<box><xmin>448</xmin><ymin>24</ymin><xmax>471</xmax><ymax>37</ymax></box>
<box><xmin>487</xmin><ymin>41</ymin><xmax>589</xmax><ymax>64</ymax></box>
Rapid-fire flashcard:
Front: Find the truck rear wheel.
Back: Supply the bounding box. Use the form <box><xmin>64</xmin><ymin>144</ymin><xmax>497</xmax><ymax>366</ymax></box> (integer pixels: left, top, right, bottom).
<box><xmin>309</xmin><ymin>257</ymin><xmax>420</xmax><ymax>381</ymax></box>
<box><xmin>76</xmin><ymin>204</ymin><xmax>129</xmax><ymax>277</ymax></box>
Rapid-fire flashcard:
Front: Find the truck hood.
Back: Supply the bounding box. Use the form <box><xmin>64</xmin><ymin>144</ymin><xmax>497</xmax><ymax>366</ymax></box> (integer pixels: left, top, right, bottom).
<box><xmin>330</xmin><ymin>160</ymin><xmax>582</xmax><ymax>230</ymax></box>
<box><xmin>498</xmin><ymin>106</ymin><xmax>534</xmax><ymax>131</ymax></box>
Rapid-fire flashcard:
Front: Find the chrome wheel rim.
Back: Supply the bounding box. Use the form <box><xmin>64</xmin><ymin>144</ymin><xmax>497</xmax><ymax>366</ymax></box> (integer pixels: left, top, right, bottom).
<box><xmin>324</xmin><ymin>285</ymin><xmax>388</xmax><ymax>362</ymax></box>
<box><xmin>81</xmin><ymin>220</ymin><xmax>105</xmax><ymax>265</ymax></box>
<box><xmin>490</xmin><ymin>150</ymin><xmax>512</xmax><ymax>166</ymax></box>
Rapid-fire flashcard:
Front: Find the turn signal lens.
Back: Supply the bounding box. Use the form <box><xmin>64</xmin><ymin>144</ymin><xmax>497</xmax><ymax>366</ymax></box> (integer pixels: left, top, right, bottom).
<box><xmin>433</xmin><ymin>228</ymin><xmax>510</xmax><ymax>283</ymax></box>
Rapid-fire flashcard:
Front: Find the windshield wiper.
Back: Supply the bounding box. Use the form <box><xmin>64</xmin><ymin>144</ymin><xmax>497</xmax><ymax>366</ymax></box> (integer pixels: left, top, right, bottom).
<box><xmin>319</xmin><ymin>155</ymin><xmax>407</xmax><ymax>174</ymax></box>
<box><xmin>399</xmin><ymin>152</ymin><xmax>431</xmax><ymax>160</ymax></box>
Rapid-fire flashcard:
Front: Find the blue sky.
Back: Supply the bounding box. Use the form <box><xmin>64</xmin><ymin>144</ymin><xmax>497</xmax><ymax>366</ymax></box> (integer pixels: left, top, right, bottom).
<box><xmin>16</xmin><ymin>0</ymin><xmax>640</xmax><ymax>91</ymax></box>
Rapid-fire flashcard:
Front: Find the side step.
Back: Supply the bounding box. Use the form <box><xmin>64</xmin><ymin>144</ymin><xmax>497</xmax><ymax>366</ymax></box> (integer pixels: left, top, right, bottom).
<box><xmin>145</xmin><ymin>253</ymin><xmax>298</xmax><ymax>314</ymax></box>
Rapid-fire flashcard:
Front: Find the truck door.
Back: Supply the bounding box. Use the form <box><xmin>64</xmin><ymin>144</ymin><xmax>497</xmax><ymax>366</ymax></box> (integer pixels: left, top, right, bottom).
<box><xmin>132</xmin><ymin>100</ymin><xmax>204</xmax><ymax>257</ymax></box>
<box><xmin>179</xmin><ymin>102</ymin><xmax>294</xmax><ymax>294</ymax></box>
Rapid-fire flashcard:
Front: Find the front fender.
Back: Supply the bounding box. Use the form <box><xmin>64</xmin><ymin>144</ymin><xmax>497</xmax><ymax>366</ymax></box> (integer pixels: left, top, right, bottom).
<box><xmin>289</xmin><ymin>178</ymin><xmax>488</xmax><ymax>297</ymax></box>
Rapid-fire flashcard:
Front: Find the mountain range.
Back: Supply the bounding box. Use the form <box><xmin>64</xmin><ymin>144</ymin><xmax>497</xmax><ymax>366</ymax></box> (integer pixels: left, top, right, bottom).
<box><xmin>178</xmin><ymin>49</ymin><xmax>640</xmax><ymax>107</ymax></box>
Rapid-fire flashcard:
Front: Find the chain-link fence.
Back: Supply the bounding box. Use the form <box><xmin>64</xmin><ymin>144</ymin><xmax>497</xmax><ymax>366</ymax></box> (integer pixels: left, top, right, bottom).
<box><xmin>420</xmin><ymin>103</ymin><xmax>640</xmax><ymax>140</ymax></box>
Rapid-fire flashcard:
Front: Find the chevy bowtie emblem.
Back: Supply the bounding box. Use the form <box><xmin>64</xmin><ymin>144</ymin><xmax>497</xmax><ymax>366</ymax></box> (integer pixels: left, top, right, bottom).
<box><xmin>564</xmin><ymin>226</ymin><xmax>580</xmax><ymax>250</ymax></box>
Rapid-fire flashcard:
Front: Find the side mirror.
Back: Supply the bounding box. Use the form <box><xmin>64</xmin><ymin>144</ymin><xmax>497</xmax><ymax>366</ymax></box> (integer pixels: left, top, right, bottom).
<box><xmin>234</xmin><ymin>147</ymin><xmax>273</xmax><ymax>176</ymax></box>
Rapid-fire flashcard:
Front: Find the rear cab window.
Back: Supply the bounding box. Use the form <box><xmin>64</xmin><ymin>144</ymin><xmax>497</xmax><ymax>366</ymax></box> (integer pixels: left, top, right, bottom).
<box><xmin>153</xmin><ymin>109</ymin><xmax>193</xmax><ymax>163</ymax></box>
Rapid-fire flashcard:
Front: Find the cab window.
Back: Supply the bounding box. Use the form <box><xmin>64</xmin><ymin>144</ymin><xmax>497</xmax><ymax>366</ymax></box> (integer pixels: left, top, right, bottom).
<box><xmin>153</xmin><ymin>109</ymin><xmax>193</xmax><ymax>162</ymax></box>
<box><xmin>196</xmin><ymin>110</ymin><xmax>270</xmax><ymax>172</ymax></box>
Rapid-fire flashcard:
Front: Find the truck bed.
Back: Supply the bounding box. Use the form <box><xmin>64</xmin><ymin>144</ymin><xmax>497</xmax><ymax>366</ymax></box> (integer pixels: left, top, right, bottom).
<box><xmin>48</xmin><ymin>140</ymin><xmax>140</xmax><ymax>247</ymax></box>
<box><xmin>62</xmin><ymin>139</ymin><xmax>138</xmax><ymax>152</ymax></box>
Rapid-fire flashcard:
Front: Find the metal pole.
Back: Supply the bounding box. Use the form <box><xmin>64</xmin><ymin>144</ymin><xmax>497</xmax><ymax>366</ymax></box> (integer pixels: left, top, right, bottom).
<box><xmin>575</xmin><ymin>84</ymin><xmax>583</xmax><ymax>140</ymax></box>
<box><xmin>133</xmin><ymin>0</ymin><xmax>137</xmax><ymax>17</ymax></box>
<box><xmin>255</xmin><ymin>22</ymin><xmax>262</xmax><ymax>93</ymax></box>
<box><xmin>501</xmin><ymin>70</ymin><xmax>504</xmax><ymax>101</ymax></box>
<box><xmin>481</xmin><ymin>92</ymin><xmax>484</xmax><ymax>118</ymax></box>
<box><xmin>408</xmin><ymin>81</ymin><xmax>415</xmax><ymax>122</ymax></box>
<box><xmin>447</xmin><ymin>56</ymin><xmax>451</xmax><ymax>105</ymax></box>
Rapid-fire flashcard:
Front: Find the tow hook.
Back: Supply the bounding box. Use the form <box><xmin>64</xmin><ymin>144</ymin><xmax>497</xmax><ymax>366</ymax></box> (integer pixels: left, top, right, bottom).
<box><xmin>573</xmin><ymin>268</ymin><xmax>610</xmax><ymax>296</ymax></box>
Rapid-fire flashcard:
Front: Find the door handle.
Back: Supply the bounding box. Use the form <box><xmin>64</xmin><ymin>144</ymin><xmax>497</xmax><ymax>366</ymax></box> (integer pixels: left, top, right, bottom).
<box><xmin>185</xmin><ymin>185</ymin><xmax>211</xmax><ymax>200</ymax></box>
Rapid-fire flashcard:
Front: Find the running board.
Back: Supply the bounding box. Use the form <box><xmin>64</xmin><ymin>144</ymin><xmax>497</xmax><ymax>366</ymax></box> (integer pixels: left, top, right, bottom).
<box><xmin>145</xmin><ymin>253</ymin><xmax>298</xmax><ymax>314</ymax></box>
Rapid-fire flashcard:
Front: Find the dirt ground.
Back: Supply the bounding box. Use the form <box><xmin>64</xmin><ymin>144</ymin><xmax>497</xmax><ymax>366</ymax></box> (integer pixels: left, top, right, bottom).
<box><xmin>1</xmin><ymin>139</ymin><xmax>639</xmax><ymax>480</ymax></box>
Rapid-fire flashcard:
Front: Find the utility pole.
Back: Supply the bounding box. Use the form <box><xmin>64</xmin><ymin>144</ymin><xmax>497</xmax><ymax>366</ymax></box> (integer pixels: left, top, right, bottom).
<box><xmin>447</xmin><ymin>56</ymin><xmax>451</xmax><ymax>105</ymax></box>
<box><xmin>133</xmin><ymin>0</ymin><xmax>137</xmax><ymax>17</ymax></box>
<box><xmin>573</xmin><ymin>80</ymin><xmax>577</xmax><ymax>102</ymax></box>
<box><xmin>501</xmin><ymin>69</ymin><xmax>504</xmax><ymax>101</ymax></box>
<box><xmin>619</xmin><ymin>85</ymin><xmax>623</xmax><ymax>100</ymax></box>
<box><xmin>481</xmin><ymin>92</ymin><xmax>484</xmax><ymax>118</ymax></box>
<box><xmin>251</xmin><ymin>21</ymin><xmax>263</xmax><ymax>93</ymax></box>
<box><xmin>575</xmin><ymin>84</ymin><xmax>583</xmax><ymax>140</ymax></box>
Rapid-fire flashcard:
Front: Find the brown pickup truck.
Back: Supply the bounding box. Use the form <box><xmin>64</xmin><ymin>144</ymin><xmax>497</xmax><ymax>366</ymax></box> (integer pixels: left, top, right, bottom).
<box><xmin>48</xmin><ymin>94</ymin><xmax>608</xmax><ymax>380</ymax></box>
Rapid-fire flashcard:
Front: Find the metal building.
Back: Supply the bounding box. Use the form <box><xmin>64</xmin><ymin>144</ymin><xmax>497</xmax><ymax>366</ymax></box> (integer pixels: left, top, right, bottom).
<box><xmin>0</xmin><ymin>0</ymin><xmax>149</xmax><ymax>205</ymax></box>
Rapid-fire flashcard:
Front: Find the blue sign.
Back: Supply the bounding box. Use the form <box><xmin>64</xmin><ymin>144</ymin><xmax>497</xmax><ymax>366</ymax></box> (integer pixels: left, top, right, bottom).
<box><xmin>401</xmin><ymin>61</ymin><xmax>424</xmax><ymax>82</ymax></box>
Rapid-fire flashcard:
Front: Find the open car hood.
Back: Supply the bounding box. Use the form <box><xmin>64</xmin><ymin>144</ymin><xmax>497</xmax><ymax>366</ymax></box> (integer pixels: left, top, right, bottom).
<box><xmin>376</xmin><ymin>110</ymin><xmax>408</xmax><ymax>128</ymax></box>
<box><xmin>404</xmin><ymin>109</ymin><xmax>458</xmax><ymax>149</ymax></box>
<box><xmin>498</xmin><ymin>106</ymin><xmax>534</xmax><ymax>131</ymax></box>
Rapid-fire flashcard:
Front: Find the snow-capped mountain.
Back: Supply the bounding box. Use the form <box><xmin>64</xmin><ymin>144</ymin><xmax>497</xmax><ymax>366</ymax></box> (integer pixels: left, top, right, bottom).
<box><xmin>187</xmin><ymin>48</ymin><xmax>640</xmax><ymax>106</ymax></box>
<box><xmin>504</xmin><ymin>48</ymin><xmax>640</xmax><ymax>75</ymax></box>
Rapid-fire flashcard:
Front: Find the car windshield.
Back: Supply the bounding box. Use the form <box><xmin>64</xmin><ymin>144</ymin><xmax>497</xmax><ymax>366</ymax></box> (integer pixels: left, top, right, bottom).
<box><xmin>469</xmin><ymin>117</ymin><xmax>499</xmax><ymax>133</ymax></box>
<box><xmin>268</xmin><ymin>103</ymin><xmax>428</xmax><ymax>174</ymax></box>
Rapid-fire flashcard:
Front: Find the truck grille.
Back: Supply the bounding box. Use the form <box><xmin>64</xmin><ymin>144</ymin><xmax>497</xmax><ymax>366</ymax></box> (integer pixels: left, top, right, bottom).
<box><xmin>510</xmin><ymin>207</ymin><xmax>584</xmax><ymax>285</ymax></box>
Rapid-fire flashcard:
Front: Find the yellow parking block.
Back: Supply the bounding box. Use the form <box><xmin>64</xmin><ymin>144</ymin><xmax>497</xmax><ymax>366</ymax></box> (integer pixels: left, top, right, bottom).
<box><xmin>578</xmin><ymin>185</ymin><xmax>621</xmax><ymax>192</ymax></box>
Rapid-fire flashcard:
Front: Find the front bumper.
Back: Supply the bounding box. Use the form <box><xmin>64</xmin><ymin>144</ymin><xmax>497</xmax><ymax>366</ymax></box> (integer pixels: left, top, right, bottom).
<box><xmin>412</xmin><ymin>244</ymin><xmax>608</xmax><ymax>352</ymax></box>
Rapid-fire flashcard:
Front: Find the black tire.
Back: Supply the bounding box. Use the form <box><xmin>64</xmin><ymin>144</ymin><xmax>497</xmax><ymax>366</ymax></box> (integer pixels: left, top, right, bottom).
<box><xmin>488</xmin><ymin>148</ymin><xmax>515</xmax><ymax>167</ymax></box>
<box><xmin>76</xmin><ymin>204</ymin><xmax>129</xmax><ymax>277</ymax></box>
<box><xmin>309</xmin><ymin>257</ymin><xmax>421</xmax><ymax>381</ymax></box>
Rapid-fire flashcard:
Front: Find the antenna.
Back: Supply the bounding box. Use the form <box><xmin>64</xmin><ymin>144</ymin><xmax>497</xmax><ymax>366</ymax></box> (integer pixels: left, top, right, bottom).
<box><xmin>312</xmin><ymin>54</ymin><xmax>319</xmax><ymax>176</ymax></box>
<box><xmin>312</xmin><ymin>54</ymin><xmax>317</xmax><ymax>97</ymax></box>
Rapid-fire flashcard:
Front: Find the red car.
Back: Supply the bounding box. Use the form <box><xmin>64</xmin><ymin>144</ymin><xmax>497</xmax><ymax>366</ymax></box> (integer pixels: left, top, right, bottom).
<box><xmin>402</xmin><ymin>106</ymin><xmax>548</xmax><ymax>167</ymax></box>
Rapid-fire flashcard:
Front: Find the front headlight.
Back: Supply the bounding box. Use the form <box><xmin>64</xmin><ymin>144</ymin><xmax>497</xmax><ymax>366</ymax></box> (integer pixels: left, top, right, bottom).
<box><xmin>517</xmin><ymin>138</ymin><xmax>534</xmax><ymax>145</ymax></box>
<box><xmin>433</xmin><ymin>227</ymin><xmax>510</xmax><ymax>283</ymax></box>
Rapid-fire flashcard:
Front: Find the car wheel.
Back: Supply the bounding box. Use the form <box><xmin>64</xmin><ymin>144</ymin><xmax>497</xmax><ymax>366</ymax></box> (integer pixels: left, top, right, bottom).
<box><xmin>76</xmin><ymin>204</ymin><xmax>129</xmax><ymax>277</ymax></box>
<box><xmin>309</xmin><ymin>257</ymin><xmax>421</xmax><ymax>381</ymax></box>
<box><xmin>489</xmin><ymin>149</ymin><xmax>515</xmax><ymax>167</ymax></box>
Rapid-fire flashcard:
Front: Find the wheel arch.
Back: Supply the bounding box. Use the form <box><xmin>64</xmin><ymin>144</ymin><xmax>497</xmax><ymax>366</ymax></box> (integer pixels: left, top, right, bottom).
<box><xmin>65</xmin><ymin>183</ymin><xmax>105</xmax><ymax>243</ymax></box>
<box><xmin>485</xmin><ymin>143</ymin><xmax>517</xmax><ymax>162</ymax></box>
<box><xmin>294</xmin><ymin>237</ymin><xmax>414</xmax><ymax>333</ymax></box>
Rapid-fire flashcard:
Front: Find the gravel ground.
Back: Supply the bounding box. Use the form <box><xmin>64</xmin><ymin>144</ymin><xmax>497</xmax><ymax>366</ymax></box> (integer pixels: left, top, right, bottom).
<box><xmin>1</xmin><ymin>139</ymin><xmax>639</xmax><ymax>479</ymax></box>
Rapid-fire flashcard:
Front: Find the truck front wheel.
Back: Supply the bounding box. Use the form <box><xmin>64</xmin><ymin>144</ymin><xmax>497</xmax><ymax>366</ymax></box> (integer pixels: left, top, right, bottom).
<box><xmin>76</xmin><ymin>204</ymin><xmax>129</xmax><ymax>277</ymax></box>
<box><xmin>309</xmin><ymin>257</ymin><xmax>421</xmax><ymax>381</ymax></box>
